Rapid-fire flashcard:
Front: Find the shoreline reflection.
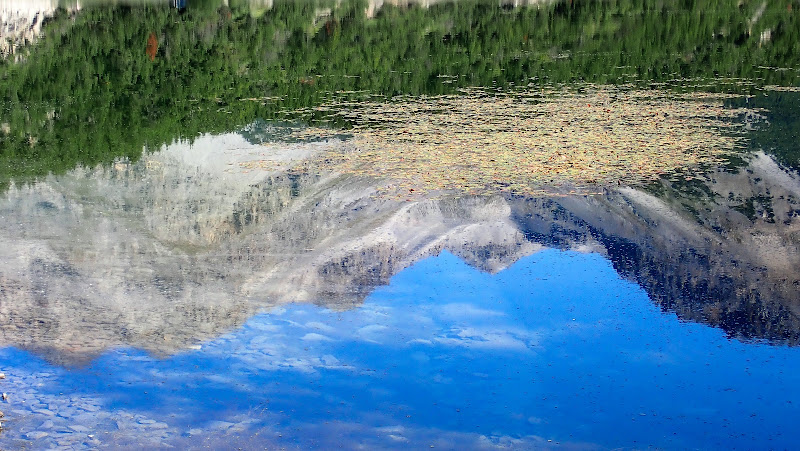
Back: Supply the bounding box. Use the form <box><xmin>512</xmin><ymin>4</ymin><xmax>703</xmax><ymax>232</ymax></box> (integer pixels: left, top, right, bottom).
<box><xmin>0</xmin><ymin>129</ymin><xmax>798</xmax><ymax>367</ymax></box>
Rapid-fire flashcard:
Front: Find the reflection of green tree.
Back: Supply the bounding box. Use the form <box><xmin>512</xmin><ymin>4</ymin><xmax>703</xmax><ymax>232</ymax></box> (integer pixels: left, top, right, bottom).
<box><xmin>739</xmin><ymin>91</ymin><xmax>800</xmax><ymax>170</ymax></box>
<box><xmin>1</xmin><ymin>0</ymin><xmax>798</xmax><ymax>186</ymax></box>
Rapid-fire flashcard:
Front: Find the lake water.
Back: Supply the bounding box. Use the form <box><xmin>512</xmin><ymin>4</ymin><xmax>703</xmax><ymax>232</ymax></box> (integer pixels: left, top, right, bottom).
<box><xmin>1</xmin><ymin>0</ymin><xmax>799</xmax><ymax>449</ymax></box>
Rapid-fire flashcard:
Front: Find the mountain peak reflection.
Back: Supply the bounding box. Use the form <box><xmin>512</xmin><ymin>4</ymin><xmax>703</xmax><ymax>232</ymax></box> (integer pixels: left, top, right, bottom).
<box><xmin>1</xmin><ymin>129</ymin><xmax>799</xmax><ymax>366</ymax></box>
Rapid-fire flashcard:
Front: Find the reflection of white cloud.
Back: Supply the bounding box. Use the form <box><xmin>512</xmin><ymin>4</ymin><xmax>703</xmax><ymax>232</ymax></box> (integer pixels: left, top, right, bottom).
<box><xmin>247</xmin><ymin>323</ymin><xmax>282</xmax><ymax>332</ymax></box>
<box><xmin>305</xmin><ymin>321</ymin><xmax>337</xmax><ymax>333</ymax></box>
<box><xmin>358</xmin><ymin>324</ymin><xmax>389</xmax><ymax>334</ymax></box>
<box><xmin>249</xmin><ymin>334</ymin><xmax>283</xmax><ymax>347</ymax></box>
<box><xmin>320</xmin><ymin>354</ymin><xmax>341</xmax><ymax>366</ymax></box>
<box><xmin>279</xmin><ymin>357</ymin><xmax>316</xmax><ymax>373</ymax></box>
<box><xmin>375</xmin><ymin>425</ymin><xmax>409</xmax><ymax>443</ymax></box>
<box><xmin>119</xmin><ymin>414</ymin><xmax>598</xmax><ymax>450</ymax></box>
<box><xmin>408</xmin><ymin>312</ymin><xmax>436</xmax><ymax>327</ymax></box>
<box><xmin>388</xmin><ymin>434</ymin><xmax>409</xmax><ymax>442</ymax></box>
<box><xmin>256</xmin><ymin>418</ymin><xmax>597</xmax><ymax>450</ymax></box>
<box><xmin>406</xmin><ymin>338</ymin><xmax>433</xmax><ymax>345</ymax></box>
<box><xmin>431</xmin><ymin>373</ymin><xmax>453</xmax><ymax>384</ymax></box>
<box><xmin>0</xmin><ymin>364</ymin><xmax>183</xmax><ymax>448</ymax></box>
<box><xmin>357</xmin><ymin>305</ymin><xmax>393</xmax><ymax>321</ymax></box>
<box><xmin>440</xmin><ymin>303</ymin><xmax>504</xmax><ymax>318</ymax></box>
<box><xmin>357</xmin><ymin>324</ymin><xmax>389</xmax><ymax>343</ymax></box>
<box><xmin>435</xmin><ymin>327</ymin><xmax>538</xmax><ymax>351</ymax></box>
<box><xmin>301</xmin><ymin>333</ymin><xmax>334</xmax><ymax>342</ymax></box>
<box><xmin>375</xmin><ymin>425</ymin><xmax>405</xmax><ymax>434</ymax></box>
<box><xmin>235</xmin><ymin>349</ymin><xmax>350</xmax><ymax>374</ymax></box>
<box><xmin>277</xmin><ymin>318</ymin><xmax>304</xmax><ymax>327</ymax></box>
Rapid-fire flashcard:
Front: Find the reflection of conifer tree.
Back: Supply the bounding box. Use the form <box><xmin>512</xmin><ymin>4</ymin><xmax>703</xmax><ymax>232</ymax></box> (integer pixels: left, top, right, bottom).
<box><xmin>0</xmin><ymin>0</ymin><xmax>798</xmax><ymax>187</ymax></box>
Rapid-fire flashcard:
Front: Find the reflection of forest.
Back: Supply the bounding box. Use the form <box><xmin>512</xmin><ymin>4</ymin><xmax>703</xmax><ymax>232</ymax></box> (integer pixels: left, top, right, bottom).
<box><xmin>1</xmin><ymin>0</ymin><xmax>798</xmax><ymax>185</ymax></box>
<box><xmin>0</xmin><ymin>0</ymin><xmax>274</xmax><ymax>58</ymax></box>
<box><xmin>0</xmin><ymin>129</ymin><xmax>798</xmax><ymax>366</ymax></box>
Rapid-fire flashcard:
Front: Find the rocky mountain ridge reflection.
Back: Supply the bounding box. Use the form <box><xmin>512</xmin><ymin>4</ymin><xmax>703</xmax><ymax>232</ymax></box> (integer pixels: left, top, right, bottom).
<box><xmin>510</xmin><ymin>152</ymin><xmax>800</xmax><ymax>343</ymax></box>
<box><xmin>1</xmin><ymin>131</ymin><xmax>798</xmax><ymax>365</ymax></box>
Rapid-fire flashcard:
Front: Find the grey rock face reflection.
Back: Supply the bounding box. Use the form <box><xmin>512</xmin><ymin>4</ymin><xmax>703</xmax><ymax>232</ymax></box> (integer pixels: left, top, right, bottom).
<box><xmin>511</xmin><ymin>151</ymin><xmax>800</xmax><ymax>343</ymax></box>
<box><xmin>1</xmin><ymin>131</ymin><xmax>799</xmax><ymax>365</ymax></box>
<box><xmin>0</xmin><ymin>132</ymin><xmax>540</xmax><ymax>364</ymax></box>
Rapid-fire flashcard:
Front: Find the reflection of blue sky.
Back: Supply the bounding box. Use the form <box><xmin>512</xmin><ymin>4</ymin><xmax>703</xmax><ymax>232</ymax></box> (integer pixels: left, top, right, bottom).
<box><xmin>2</xmin><ymin>249</ymin><xmax>800</xmax><ymax>449</ymax></box>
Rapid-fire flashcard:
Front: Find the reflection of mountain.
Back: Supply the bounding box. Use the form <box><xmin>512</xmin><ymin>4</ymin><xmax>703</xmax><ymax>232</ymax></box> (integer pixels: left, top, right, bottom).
<box><xmin>0</xmin><ymin>0</ymin><xmax>60</xmax><ymax>58</ymax></box>
<box><xmin>1</xmin><ymin>132</ymin><xmax>799</xmax><ymax>365</ymax></box>
<box><xmin>510</xmin><ymin>152</ymin><xmax>800</xmax><ymax>344</ymax></box>
<box><xmin>0</xmin><ymin>133</ymin><xmax>541</xmax><ymax>364</ymax></box>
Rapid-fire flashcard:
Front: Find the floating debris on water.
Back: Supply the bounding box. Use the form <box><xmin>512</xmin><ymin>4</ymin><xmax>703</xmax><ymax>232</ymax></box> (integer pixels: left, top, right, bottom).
<box><xmin>279</xmin><ymin>85</ymin><xmax>752</xmax><ymax>198</ymax></box>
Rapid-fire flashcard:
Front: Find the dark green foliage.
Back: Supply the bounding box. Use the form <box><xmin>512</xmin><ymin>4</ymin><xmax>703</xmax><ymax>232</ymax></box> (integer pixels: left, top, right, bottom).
<box><xmin>1</xmin><ymin>0</ymin><xmax>798</xmax><ymax>185</ymax></box>
<box><xmin>731</xmin><ymin>91</ymin><xmax>800</xmax><ymax>170</ymax></box>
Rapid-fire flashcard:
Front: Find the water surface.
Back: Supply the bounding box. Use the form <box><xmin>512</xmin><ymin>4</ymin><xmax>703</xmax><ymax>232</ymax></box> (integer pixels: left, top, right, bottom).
<box><xmin>1</xmin><ymin>0</ymin><xmax>799</xmax><ymax>449</ymax></box>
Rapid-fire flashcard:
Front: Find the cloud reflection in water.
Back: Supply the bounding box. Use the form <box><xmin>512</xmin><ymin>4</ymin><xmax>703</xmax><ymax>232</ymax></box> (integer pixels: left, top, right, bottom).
<box><xmin>1</xmin><ymin>249</ymin><xmax>798</xmax><ymax>449</ymax></box>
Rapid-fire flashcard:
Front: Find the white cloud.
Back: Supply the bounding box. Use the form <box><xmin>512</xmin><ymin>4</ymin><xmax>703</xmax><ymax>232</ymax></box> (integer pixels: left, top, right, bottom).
<box><xmin>439</xmin><ymin>303</ymin><xmax>505</xmax><ymax>318</ymax></box>
<box><xmin>434</xmin><ymin>327</ymin><xmax>537</xmax><ymax>351</ymax></box>
<box><xmin>305</xmin><ymin>321</ymin><xmax>337</xmax><ymax>333</ymax></box>
<box><xmin>356</xmin><ymin>324</ymin><xmax>389</xmax><ymax>343</ymax></box>
<box><xmin>301</xmin><ymin>333</ymin><xmax>334</xmax><ymax>342</ymax></box>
